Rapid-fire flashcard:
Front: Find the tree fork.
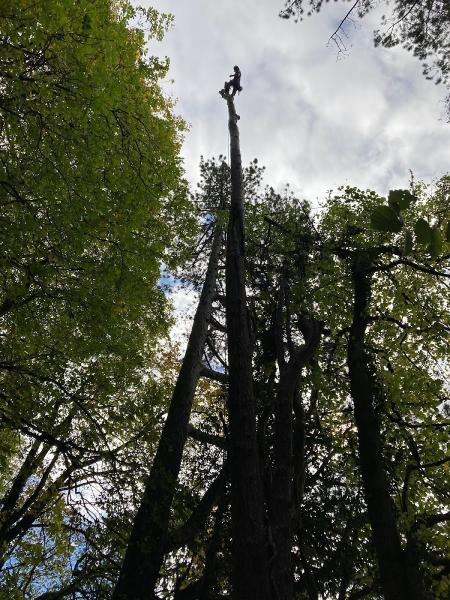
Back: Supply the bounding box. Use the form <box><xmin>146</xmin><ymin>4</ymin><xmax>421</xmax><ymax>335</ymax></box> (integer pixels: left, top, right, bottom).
<box><xmin>224</xmin><ymin>95</ymin><xmax>271</xmax><ymax>600</ymax></box>
<box><xmin>113</xmin><ymin>224</ymin><xmax>223</xmax><ymax>600</ymax></box>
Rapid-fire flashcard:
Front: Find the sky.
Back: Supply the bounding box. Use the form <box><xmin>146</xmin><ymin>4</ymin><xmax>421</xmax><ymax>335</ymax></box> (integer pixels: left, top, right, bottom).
<box><xmin>141</xmin><ymin>0</ymin><xmax>450</xmax><ymax>206</ymax></box>
<box><xmin>139</xmin><ymin>0</ymin><xmax>450</xmax><ymax>340</ymax></box>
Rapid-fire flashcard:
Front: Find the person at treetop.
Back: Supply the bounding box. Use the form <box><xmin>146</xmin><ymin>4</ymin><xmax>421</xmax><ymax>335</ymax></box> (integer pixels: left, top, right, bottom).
<box><xmin>220</xmin><ymin>65</ymin><xmax>242</xmax><ymax>97</ymax></box>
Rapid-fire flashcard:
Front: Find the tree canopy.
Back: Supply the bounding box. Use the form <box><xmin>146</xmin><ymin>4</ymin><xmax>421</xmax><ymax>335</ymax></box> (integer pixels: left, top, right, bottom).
<box><xmin>115</xmin><ymin>154</ymin><xmax>449</xmax><ymax>599</ymax></box>
<box><xmin>1</xmin><ymin>1</ymin><xmax>449</xmax><ymax>599</ymax></box>
<box><xmin>0</xmin><ymin>1</ymin><xmax>196</xmax><ymax>596</ymax></box>
<box><xmin>280</xmin><ymin>0</ymin><xmax>450</xmax><ymax>114</ymax></box>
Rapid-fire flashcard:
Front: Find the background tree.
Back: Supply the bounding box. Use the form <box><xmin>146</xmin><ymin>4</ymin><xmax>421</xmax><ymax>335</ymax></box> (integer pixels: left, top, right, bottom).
<box><xmin>140</xmin><ymin>165</ymin><xmax>449</xmax><ymax>599</ymax></box>
<box><xmin>0</xmin><ymin>0</ymin><xmax>196</xmax><ymax>596</ymax></box>
<box><xmin>280</xmin><ymin>0</ymin><xmax>450</xmax><ymax>115</ymax></box>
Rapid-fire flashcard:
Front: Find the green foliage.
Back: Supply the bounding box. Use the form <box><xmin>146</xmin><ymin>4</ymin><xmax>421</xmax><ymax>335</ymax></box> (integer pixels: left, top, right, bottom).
<box><xmin>0</xmin><ymin>0</ymin><xmax>197</xmax><ymax>596</ymax></box>
<box><xmin>388</xmin><ymin>189</ymin><xmax>415</xmax><ymax>211</ymax></box>
<box><xmin>429</xmin><ymin>226</ymin><xmax>443</xmax><ymax>258</ymax></box>
<box><xmin>1</xmin><ymin>1</ymin><xmax>449</xmax><ymax>589</ymax></box>
<box><xmin>322</xmin><ymin>179</ymin><xmax>449</xmax><ymax>598</ymax></box>
<box><xmin>0</xmin><ymin>429</ymin><xmax>19</xmax><ymax>496</ymax></box>
<box><xmin>370</xmin><ymin>188</ymin><xmax>415</xmax><ymax>234</ymax></box>
<box><xmin>368</xmin><ymin>181</ymin><xmax>449</xmax><ymax>260</ymax></box>
<box><xmin>414</xmin><ymin>218</ymin><xmax>433</xmax><ymax>244</ymax></box>
<box><xmin>403</xmin><ymin>230</ymin><xmax>413</xmax><ymax>255</ymax></box>
<box><xmin>3</xmin><ymin>153</ymin><xmax>448</xmax><ymax>597</ymax></box>
<box><xmin>0</xmin><ymin>0</ymin><xmax>196</xmax><ymax>420</ymax></box>
<box><xmin>240</xmin><ymin>170</ymin><xmax>449</xmax><ymax>598</ymax></box>
<box><xmin>370</xmin><ymin>204</ymin><xmax>403</xmax><ymax>232</ymax></box>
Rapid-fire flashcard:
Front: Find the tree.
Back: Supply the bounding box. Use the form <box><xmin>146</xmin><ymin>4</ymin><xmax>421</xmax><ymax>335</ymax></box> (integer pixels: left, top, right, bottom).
<box><xmin>280</xmin><ymin>0</ymin><xmax>450</xmax><ymax>115</ymax></box>
<box><xmin>0</xmin><ymin>0</ymin><xmax>196</xmax><ymax>595</ymax></box>
<box><xmin>152</xmin><ymin>168</ymin><xmax>449</xmax><ymax>599</ymax></box>
<box><xmin>316</xmin><ymin>181</ymin><xmax>450</xmax><ymax>598</ymax></box>
<box><xmin>223</xmin><ymin>96</ymin><xmax>271</xmax><ymax>600</ymax></box>
<box><xmin>2</xmin><ymin>5</ymin><xmax>449</xmax><ymax>591</ymax></box>
<box><xmin>113</xmin><ymin>218</ymin><xmax>223</xmax><ymax>599</ymax></box>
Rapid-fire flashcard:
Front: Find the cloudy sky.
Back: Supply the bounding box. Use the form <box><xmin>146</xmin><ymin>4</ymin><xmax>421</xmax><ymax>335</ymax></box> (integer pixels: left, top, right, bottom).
<box><xmin>142</xmin><ymin>0</ymin><xmax>449</xmax><ymax>205</ymax></box>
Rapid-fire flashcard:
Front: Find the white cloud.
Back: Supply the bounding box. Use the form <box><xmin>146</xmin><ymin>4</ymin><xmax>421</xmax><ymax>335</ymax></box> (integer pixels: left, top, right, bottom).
<box><xmin>167</xmin><ymin>285</ymin><xmax>198</xmax><ymax>349</ymax></box>
<box><xmin>140</xmin><ymin>0</ymin><xmax>449</xmax><ymax>203</ymax></box>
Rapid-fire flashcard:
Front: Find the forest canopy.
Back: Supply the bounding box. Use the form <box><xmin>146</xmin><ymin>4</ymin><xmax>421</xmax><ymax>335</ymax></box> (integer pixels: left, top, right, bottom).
<box><xmin>0</xmin><ymin>1</ymin><xmax>449</xmax><ymax>599</ymax></box>
<box><xmin>0</xmin><ymin>0</ymin><xmax>195</xmax><ymax>596</ymax></box>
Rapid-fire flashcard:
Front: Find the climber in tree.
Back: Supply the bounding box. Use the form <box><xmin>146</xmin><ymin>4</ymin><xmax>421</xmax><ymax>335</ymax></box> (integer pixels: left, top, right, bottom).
<box><xmin>220</xmin><ymin>65</ymin><xmax>242</xmax><ymax>97</ymax></box>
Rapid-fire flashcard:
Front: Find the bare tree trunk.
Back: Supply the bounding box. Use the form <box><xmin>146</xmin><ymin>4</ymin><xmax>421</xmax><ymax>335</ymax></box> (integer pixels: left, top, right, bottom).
<box><xmin>113</xmin><ymin>225</ymin><xmax>223</xmax><ymax>600</ymax></box>
<box><xmin>271</xmin><ymin>364</ymin><xmax>297</xmax><ymax>600</ymax></box>
<box><xmin>293</xmin><ymin>387</ymin><xmax>313</xmax><ymax>525</ymax></box>
<box><xmin>347</xmin><ymin>251</ymin><xmax>413</xmax><ymax>600</ymax></box>
<box><xmin>198</xmin><ymin>492</ymin><xmax>228</xmax><ymax>599</ymax></box>
<box><xmin>224</xmin><ymin>95</ymin><xmax>271</xmax><ymax>600</ymax></box>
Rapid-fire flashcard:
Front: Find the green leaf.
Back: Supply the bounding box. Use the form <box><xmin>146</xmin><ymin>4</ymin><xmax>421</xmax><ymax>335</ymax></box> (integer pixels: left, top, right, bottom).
<box><xmin>414</xmin><ymin>218</ymin><xmax>432</xmax><ymax>244</ymax></box>
<box><xmin>446</xmin><ymin>221</ymin><xmax>450</xmax><ymax>243</ymax></box>
<box><xmin>82</xmin><ymin>14</ymin><xmax>92</xmax><ymax>31</ymax></box>
<box><xmin>403</xmin><ymin>230</ymin><xmax>413</xmax><ymax>256</ymax></box>
<box><xmin>370</xmin><ymin>205</ymin><xmax>403</xmax><ymax>233</ymax></box>
<box><xmin>429</xmin><ymin>227</ymin><xmax>443</xmax><ymax>258</ymax></box>
<box><xmin>388</xmin><ymin>189</ymin><xmax>415</xmax><ymax>210</ymax></box>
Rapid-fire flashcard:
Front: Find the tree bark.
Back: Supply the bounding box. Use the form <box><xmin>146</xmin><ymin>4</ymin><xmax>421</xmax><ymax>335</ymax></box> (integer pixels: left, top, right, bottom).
<box><xmin>1</xmin><ymin>439</ymin><xmax>43</xmax><ymax>517</ymax></box>
<box><xmin>198</xmin><ymin>491</ymin><xmax>228</xmax><ymax>599</ymax></box>
<box><xmin>224</xmin><ymin>95</ymin><xmax>271</xmax><ymax>600</ymax></box>
<box><xmin>166</xmin><ymin>463</ymin><xmax>228</xmax><ymax>553</ymax></box>
<box><xmin>173</xmin><ymin>492</ymin><xmax>228</xmax><ymax>600</ymax></box>
<box><xmin>271</xmin><ymin>364</ymin><xmax>297</xmax><ymax>600</ymax></box>
<box><xmin>271</xmin><ymin>309</ymin><xmax>321</xmax><ymax>600</ymax></box>
<box><xmin>347</xmin><ymin>252</ymin><xmax>411</xmax><ymax>600</ymax></box>
<box><xmin>293</xmin><ymin>387</ymin><xmax>314</xmax><ymax>526</ymax></box>
<box><xmin>113</xmin><ymin>224</ymin><xmax>223</xmax><ymax>600</ymax></box>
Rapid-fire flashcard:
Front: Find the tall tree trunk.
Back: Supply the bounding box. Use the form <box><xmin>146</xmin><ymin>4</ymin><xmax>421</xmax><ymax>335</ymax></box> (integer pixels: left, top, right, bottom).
<box><xmin>271</xmin><ymin>305</ymin><xmax>321</xmax><ymax>600</ymax></box>
<box><xmin>271</xmin><ymin>363</ymin><xmax>297</xmax><ymax>600</ymax></box>
<box><xmin>173</xmin><ymin>492</ymin><xmax>228</xmax><ymax>600</ymax></box>
<box><xmin>292</xmin><ymin>390</ymin><xmax>306</xmax><ymax>523</ymax></box>
<box><xmin>198</xmin><ymin>492</ymin><xmax>228</xmax><ymax>599</ymax></box>
<box><xmin>224</xmin><ymin>95</ymin><xmax>271</xmax><ymax>600</ymax></box>
<box><xmin>113</xmin><ymin>225</ymin><xmax>223</xmax><ymax>600</ymax></box>
<box><xmin>347</xmin><ymin>251</ymin><xmax>412</xmax><ymax>600</ymax></box>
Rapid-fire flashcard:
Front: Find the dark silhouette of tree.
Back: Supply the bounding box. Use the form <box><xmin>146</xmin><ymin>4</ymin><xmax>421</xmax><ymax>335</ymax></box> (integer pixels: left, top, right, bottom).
<box><xmin>223</xmin><ymin>95</ymin><xmax>272</xmax><ymax>600</ymax></box>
